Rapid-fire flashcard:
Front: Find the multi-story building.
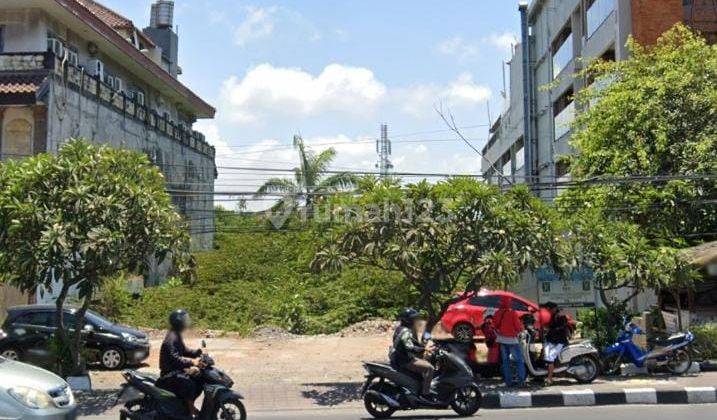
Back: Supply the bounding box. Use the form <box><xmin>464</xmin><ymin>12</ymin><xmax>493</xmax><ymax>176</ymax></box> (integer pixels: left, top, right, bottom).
<box><xmin>0</xmin><ymin>0</ymin><xmax>216</xmax><ymax>252</ymax></box>
<box><xmin>482</xmin><ymin>0</ymin><xmax>717</xmax><ymax>311</ymax></box>
<box><xmin>482</xmin><ymin>0</ymin><xmax>717</xmax><ymax>199</ymax></box>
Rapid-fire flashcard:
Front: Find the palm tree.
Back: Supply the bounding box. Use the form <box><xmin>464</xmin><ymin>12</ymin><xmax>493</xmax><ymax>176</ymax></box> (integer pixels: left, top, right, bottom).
<box><xmin>255</xmin><ymin>135</ymin><xmax>358</xmax><ymax>215</ymax></box>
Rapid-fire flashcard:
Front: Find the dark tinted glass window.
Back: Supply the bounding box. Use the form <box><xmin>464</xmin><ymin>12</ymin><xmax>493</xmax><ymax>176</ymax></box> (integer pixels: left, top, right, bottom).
<box><xmin>469</xmin><ymin>295</ymin><xmax>501</xmax><ymax>308</ymax></box>
<box><xmin>511</xmin><ymin>299</ymin><xmax>531</xmax><ymax>312</ymax></box>
<box><xmin>13</xmin><ymin>311</ymin><xmax>53</xmax><ymax>327</ymax></box>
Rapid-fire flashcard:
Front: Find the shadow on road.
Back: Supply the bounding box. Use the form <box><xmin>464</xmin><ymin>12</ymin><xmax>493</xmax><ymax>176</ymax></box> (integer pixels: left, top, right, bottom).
<box><xmin>76</xmin><ymin>389</ymin><xmax>121</xmax><ymax>416</ymax></box>
<box><xmin>301</xmin><ymin>382</ymin><xmax>363</xmax><ymax>406</ymax></box>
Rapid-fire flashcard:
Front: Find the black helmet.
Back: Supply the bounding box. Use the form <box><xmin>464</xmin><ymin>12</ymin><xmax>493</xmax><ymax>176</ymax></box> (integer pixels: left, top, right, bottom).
<box><xmin>169</xmin><ymin>309</ymin><xmax>191</xmax><ymax>332</ymax></box>
<box><xmin>398</xmin><ymin>308</ymin><xmax>422</xmax><ymax>326</ymax></box>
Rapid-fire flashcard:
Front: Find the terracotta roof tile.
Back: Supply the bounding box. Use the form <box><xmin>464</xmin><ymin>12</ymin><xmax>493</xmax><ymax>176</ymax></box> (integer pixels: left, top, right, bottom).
<box><xmin>0</xmin><ymin>75</ymin><xmax>46</xmax><ymax>95</ymax></box>
<box><xmin>75</xmin><ymin>0</ymin><xmax>134</xmax><ymax>30</ymax></box>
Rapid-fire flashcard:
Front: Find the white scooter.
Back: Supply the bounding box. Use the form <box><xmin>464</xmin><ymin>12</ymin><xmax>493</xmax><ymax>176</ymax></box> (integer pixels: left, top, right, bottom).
<box><xmin>519</xmin><ymin>327</ymin><xmax>600</xmax><ymax>383</ymax></box>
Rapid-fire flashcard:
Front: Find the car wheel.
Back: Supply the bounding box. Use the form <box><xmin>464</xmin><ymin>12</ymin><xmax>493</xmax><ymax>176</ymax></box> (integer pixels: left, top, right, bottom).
<box><xmin>452</xmin><ymin>323</ymin><xmax>475</xmax><ymax>343</ymax></box>
<box><xmin>101</xmin><ymin>346</ymin><xmax>126</xmax><ymax>370</ymax></box>
<box><xmin>1</xmin><ymin>348</ymin><xmax>21</xmax><ymax>361</ymax></box>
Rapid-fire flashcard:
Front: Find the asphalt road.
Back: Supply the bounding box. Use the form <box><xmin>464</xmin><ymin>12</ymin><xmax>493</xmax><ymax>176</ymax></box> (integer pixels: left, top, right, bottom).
<box><xmin>83</xmin><ymin>404</ymin><xmax>717</xmax><ymax>419</ymax></box>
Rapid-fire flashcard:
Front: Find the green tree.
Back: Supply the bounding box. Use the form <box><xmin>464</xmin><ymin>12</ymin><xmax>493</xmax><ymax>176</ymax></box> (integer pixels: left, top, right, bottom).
<box><xmin>313</xmin><ymin>177</ymin><xmax>566</xmax><ymax>328</ymax></box>
<box><xmin>0</xmin><ymin>140</ymin><xmax>192</xmax><ymax>375</ymax></box>
<box><xmin>560</xmin><ymin>25</ymin><xmax>717</xmax><ymax>245</ymax></box>
<box><xmin>255</xmin><ymin>135</ymin><xmax>358</xmax><ymax>216</ymax></box>
<box><xmin>564</xmin><ymin>209</ymin><xmax>697</xmax><ymax>313</ymax></box>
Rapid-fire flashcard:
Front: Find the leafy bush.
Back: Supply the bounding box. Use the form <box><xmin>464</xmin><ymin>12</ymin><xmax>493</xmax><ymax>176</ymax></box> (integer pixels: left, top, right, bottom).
<box><xmin>578</xmin><ymin>302</ymin><xmax>636</xmax><ymax>351</ymax></box>
<box><xmin>94</xmin><ymin>275</ymin><xmax>134</xmax><ymax>323</ymax></box>
<box><xmin>692</xmin><ymin>323</ymin><xmax>717</xmax><ymax>360</ymax></box>
<box><xmin>119</xmin><ymin>214</ymin><xmax>414</xmax><ymax>335</ymax></box>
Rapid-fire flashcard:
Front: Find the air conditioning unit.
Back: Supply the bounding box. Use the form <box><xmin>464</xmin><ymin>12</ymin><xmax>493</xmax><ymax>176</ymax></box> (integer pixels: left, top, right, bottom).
<box><xmin>66</xmin><ymin>49</ymin><xmax>79</xmax><ymax>67</ymax></box>
<box><xmin>113</xmin><ymin>77</ymin><xmax>124</xmax><ymax>92</ymax></box>
<box><xmin>47</xmin><ymin>38</ymin><xmax>64</xmax><ymax>58</ymax></box>
<box><xmin>88</xmin><ymin>59</ymin><xmax>105</xmax><ymax>80</ymax></box>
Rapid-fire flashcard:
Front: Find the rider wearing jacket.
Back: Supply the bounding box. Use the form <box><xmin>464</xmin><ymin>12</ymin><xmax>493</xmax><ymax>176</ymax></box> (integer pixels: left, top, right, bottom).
<box><xmin>156</xmin><ymin>309</ymin><xmax>205</xmax><ymax>416</ymax></box>
<box><xmin>391</xmin><ymin>308</ymin><xmax>435</xmax><ymax>398</ymax></box>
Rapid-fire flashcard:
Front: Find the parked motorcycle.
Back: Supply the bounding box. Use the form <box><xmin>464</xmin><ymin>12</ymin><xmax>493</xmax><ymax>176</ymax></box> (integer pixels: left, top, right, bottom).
<box><xmin>361</xmin><ymin>339</ymin><xmax>481</xmax><ymax>418</ymax></box>
<box><xmin>602</xmin><ymin>318</ymin><xmax>694</xmax><ymax>375</ymax></box>
<box><xmin>118</xmin><ymin>341</ymin><xmax>246</xmax><ymax>420</ymax></box>
<box><xmin>520</xmin><ymin>325</ymin><xmax>600</xmax><ymax>383</ymax></box>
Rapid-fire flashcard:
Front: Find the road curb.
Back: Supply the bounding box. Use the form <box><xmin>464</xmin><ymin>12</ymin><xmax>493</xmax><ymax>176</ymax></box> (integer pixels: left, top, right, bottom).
<box><xmin>481</xmin><ymin>386</ymin><xmax>717</xmax><ymax>409</ymax></box>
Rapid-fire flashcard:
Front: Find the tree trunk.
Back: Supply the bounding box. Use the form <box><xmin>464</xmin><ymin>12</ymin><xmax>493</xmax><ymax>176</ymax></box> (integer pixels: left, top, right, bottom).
<box><xmin>672</xmin><ymin>290</ymin><xmax>683</xmax><ymax>331</ymax></box>
<box><xmin>71</xmin><ymin>295</ymin><xmax>92</xmax><ymax>375</ymax></box>
<box><xmin>54</xmin><ymin>282</ymin><xmax>71</xmax><ymax>376</ymax></box>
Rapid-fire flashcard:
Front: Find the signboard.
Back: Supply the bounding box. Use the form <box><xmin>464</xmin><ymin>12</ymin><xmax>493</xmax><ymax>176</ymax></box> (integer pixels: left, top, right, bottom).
<box><xmin>536</xmin><ymin>267</ymin><xmax>595</xmax><ymax>308</ymax></box>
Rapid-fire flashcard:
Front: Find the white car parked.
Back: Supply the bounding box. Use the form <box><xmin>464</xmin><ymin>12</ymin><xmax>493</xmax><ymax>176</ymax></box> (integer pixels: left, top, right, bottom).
<box><xmin>0</xmin><ymin>355</ymin><xmax>77</xmax><ymax>419</ymax></box>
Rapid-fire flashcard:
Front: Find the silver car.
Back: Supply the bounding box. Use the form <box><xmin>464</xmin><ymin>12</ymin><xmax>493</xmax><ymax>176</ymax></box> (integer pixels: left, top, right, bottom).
<box><xmin>0</xmin><ymin>355</ymin><xmax>77</xmax><ymax>419</ymax></box>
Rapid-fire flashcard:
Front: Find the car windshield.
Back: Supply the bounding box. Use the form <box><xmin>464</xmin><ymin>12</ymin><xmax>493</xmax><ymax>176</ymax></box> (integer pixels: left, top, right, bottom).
<box><xmin>85</xmin><ymin>310</ymin><xmax>114</xmax><ymax>329</ymax></box>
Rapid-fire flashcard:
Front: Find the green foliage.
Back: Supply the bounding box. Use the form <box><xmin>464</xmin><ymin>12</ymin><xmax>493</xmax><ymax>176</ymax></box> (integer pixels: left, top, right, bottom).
<box><xmin>314</xmin><ymin>177</ymin><xmax>567</xmax><ymax>325</ymax></box>
<box><xmin>119</xmin><ymin>213</ymin><xmax>414</xmax><ymax>334</ymax></box>
<box><xmin>0</xmin><ymin>139</ymin><xmax>192</xmax><ymax>374</ymax></box>
<box><xmin>563</xmin><ymin>209</ymin><xmax>698</xmax><ymax>309</ymax></box>
<box><xmin>255</xmin><ymin>135</ymin><xmax>358</xmax><ymax>214</ymax></box>
<box><xmin>692</xmin><ymin>323</ymin><xmax>717</xmax><ymax>360</ymax></box>
<box><xmin>578</xmin><ymin>303</ymin><xmax>636</xmax><ymax>351</ymax></box>
<box><xmin>560</xmin><ymin>25</ymin><xmax>717</xmax><ymax>245</ymax></box>
<box><xmin>94</xmin><ymin>275</ymin><xmax>134</xmax><ymax>323</ymax></box>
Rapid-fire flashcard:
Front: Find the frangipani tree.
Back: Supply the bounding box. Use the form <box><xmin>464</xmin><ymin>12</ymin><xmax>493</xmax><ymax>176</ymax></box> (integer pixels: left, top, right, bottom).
<box><xmin>313</xmin><ymin>177</ymin><xmax>567</xmax><ymax>328</ymax></box>
<box><xmin>0</xmin><ymin>139</ymin><xmax>193</xmax><ymax>375</ymax></box>
<box><xmin>564</xmin><ymin>209</ymin><xmax>697</xmax><ymax>314</ymax></box>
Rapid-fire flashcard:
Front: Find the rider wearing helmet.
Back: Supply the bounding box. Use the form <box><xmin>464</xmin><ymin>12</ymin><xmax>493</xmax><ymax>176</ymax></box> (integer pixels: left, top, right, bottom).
<box><xmin>391</xmin><ymin>308</ymin><xmax>436</xmax><ymax>399</ymax></box>
<box><xmin>156</xmin><ymin>309</ymin><xmax>204</xmax><ymax>416</ymax></box>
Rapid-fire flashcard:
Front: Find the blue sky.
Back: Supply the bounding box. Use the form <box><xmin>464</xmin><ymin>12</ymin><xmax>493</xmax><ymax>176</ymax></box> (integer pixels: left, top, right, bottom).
<box><xmin>103</xmin><ymin>0</ymin><xmax>522</xmax><ymax>209</ymax></box>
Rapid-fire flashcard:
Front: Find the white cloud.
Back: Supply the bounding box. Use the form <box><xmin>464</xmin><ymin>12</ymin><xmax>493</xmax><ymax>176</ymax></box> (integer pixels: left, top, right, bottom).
<box><xmin>397</xmin><ymin>72</ymin><xmax>492</xmax><ymax>118</ymax></box>
<box><xmin>220</xmin><ymin>63</ymin><xmax>387</xmax><ymax>123</ymax></box>
<box><xmin>437</xmin><ymin>36</ymin><xmax>479</xmax><ymax>61</ymax></box>
<box><xmin>485</xmin><ymin>32</ymin><xmax>518</xmax><ymax>57</ymax></box>
<box><xmin>234</xmin><ymin>6</ymin><xmax>278</xmax><ymax>47</ymax></box>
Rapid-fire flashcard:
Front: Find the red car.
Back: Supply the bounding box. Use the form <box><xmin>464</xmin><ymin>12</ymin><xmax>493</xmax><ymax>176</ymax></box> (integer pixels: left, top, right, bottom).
<box><xmin>441</xmin><ymin>289</ymin><xmax>551</xmax><ymax>342</ymax></box>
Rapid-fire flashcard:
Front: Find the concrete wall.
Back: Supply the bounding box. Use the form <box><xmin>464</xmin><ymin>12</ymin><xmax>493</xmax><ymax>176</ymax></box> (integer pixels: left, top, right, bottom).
<box><xmin>46</xmin><ymin>78</ymin><xmax>215</xmax><ymax>251</ymax></box>
<box><xmin>0</xmin><ymin>284</ymin><xmax>28</xmax><ymax>323</ymax></box>
<box><xmin>0</xmin><ymin>10</ymin><xmax>48</xmax><ymax>53</ymax></box>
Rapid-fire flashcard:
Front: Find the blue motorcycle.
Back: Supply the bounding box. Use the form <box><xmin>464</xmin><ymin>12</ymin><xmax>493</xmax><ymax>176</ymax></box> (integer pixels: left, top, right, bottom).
<box><xmin>602</xmin><ymin>317</ymin><xmax>694</xmax><ymax>376</ymax></box>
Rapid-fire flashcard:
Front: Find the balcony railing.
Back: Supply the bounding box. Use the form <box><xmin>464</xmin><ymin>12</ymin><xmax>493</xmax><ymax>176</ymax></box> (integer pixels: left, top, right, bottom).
<box><xmin>0</xmin><ymin>52</ymin><xmax>215</xmax><ymax>160</ymax></box>
<box><xmin>554</xmin><ymin>101</ymin><xmax>575</xmax><ymax>140</ymax></box>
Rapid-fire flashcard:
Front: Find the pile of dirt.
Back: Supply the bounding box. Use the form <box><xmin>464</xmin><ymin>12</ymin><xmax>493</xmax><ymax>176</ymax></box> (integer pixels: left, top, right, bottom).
<box><xmin>337</xmin><ymin>319</ymin><xmax>395</xmax><ymax>337</ymax></box>
<box><xmin>251</xmin><ymin>325</ymin><xmax>295</xmax><ymax>340</ymax></box>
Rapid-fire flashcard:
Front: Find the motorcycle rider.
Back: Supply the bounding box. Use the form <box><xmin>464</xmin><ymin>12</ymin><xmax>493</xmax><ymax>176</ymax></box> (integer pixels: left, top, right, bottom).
<box><xmin>391</xmin><ymin>308</ymin><xmax>436</xmax><ymax>401</ymax></box>
<box><xmin>156</xmin><ymin>309</ymin><xmax>205</xmax><ymax>416</ymax></box>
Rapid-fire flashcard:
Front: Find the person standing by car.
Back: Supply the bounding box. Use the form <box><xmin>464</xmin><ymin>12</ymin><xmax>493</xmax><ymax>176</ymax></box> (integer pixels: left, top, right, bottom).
<box><xmin>494</xmin><ymin>296</ymin><xmax>526</xmax><ymax>387</ymax></box>
<box><xmin>156</xmin><ymin>309</ymin><xmax>205</xmax><ymax>416</ymax></box>
<box><xmin>390</xmin><ymin>308</ymin><xmax>436</xmax><ymax>401</ymax></box>
<box><xmin>544</xmin><ymin>304</ymin><xmax>571</xmax><ymax>386</ymax></box>
<box><xmin>480</xmin><ymin>315</ymin><xmax>500</xmax><ymax>366</ymax></box>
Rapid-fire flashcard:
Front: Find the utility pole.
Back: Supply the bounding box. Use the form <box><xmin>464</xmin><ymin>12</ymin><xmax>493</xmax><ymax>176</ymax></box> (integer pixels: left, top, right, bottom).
<box><xmin>375</xmin><ymin>123</ymin><xmax>393</xmax><ymax>177</ymax></box>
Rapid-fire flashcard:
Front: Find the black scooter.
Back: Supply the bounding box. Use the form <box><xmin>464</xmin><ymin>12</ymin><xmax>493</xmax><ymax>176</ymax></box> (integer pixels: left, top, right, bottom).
<box><xmin>361</xmin><ymin>339</ymin><xmax>481</xmax><ymax>418</ymax></box>
<box><xmin>118</xmin><ymin>341</ymin><xmax>246</xmax><ymax>420</ymax></box>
